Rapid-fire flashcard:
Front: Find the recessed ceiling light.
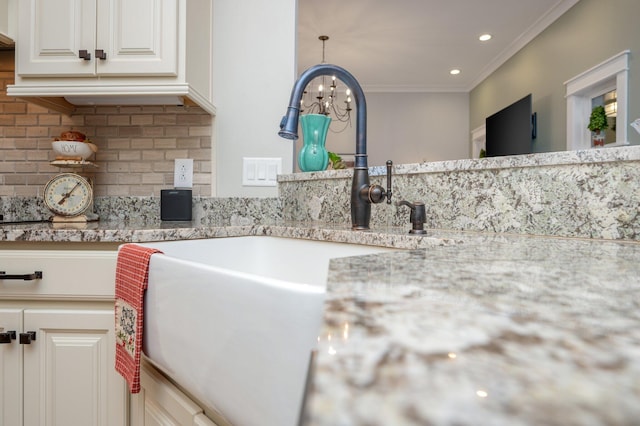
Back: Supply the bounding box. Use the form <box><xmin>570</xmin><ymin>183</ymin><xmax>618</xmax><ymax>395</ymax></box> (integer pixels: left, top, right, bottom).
<box><xmin>479</xmin><ymin>34</ymin><xmax>492</xmax><ymax>42</ymax></box>
<box><xmin>450</xmin><ymin>69</ymin><xmax>461</xmax><ymax>75</ymax></box>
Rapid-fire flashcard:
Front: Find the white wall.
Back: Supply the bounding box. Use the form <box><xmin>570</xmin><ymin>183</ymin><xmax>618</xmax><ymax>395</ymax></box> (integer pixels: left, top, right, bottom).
<box><xmin>212</xmin><ymin>2</ymin><xmax>469</xmax><ymax>195</ymax></box>
<box><xmin>368</xmin><ymin>92</ymin><xmax>470</xmax><ymax>164</ymax></box>
<box><xmin>213</xmin><ymin>0</ymin><xmax>297</xmax><ymax>197</ymax></box>
<box><xmin>470</xmin><ymin>0</ymin><xmax>640</xmax><ymax>152</ymax></box>
<box><xmin>315</xmin><ymin>92</ymin><xmax>470</xmax><ymax>167</ymax></box>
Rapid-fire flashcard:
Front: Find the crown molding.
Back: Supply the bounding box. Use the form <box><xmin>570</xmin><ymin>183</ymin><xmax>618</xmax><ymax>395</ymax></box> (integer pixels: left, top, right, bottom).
<box><xmin>467</xmin><ymin>0</ymin><xmax>581</xmax><ymax>92</ymax></box>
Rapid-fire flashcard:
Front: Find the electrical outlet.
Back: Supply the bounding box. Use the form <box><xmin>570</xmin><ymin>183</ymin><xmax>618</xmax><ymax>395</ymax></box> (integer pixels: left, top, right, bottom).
<box><xmin>174</xmin><ymin>159</ymin><xmax>194</xmax><ymax>188</ymax></box>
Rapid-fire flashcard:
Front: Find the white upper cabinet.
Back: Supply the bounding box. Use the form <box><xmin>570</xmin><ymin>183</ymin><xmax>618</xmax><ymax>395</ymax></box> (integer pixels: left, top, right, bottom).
<box><xmin>9</xmin><ymin>0</ymin><xmax>215</xmax><ymax>114</ymax></box>
<box><xmin>18</xmin><ymin>0</ymin><xmax>177</xmax><ymax>77</ymax></box>
<box><xmin>0</xmin><ymin>0</ymin><xmax>16</xmax><ymax>46</ymax></box>
<box><xmin>96</xmin><ymin>0</ymin><xmax>177</xmax><ymax>76</ymax></box>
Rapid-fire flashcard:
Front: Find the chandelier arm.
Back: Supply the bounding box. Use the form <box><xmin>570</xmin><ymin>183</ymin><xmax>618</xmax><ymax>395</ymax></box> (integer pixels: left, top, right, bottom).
<box><xmin>328</xmin><ymin>119</ymin><xmax>352</xmax><ymax>134</ymax></box>
<box><xmin>330</xmin><ymin>103</ymin><xmax>351</xmax><ymax>122</ymax></box>
<box><xmin>302</xmin><ymin>99</ymin><xmax>321</xmax><ymax>111</ymax></box>
<box><xmin>302</xmin><ymin>75</ymin><xmax>354</xmax><ymax>124</ymax></box>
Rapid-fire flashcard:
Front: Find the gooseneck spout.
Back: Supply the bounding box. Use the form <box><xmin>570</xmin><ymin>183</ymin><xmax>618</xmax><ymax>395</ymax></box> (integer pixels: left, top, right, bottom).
<box><xmin>279</xmin><ymin>64</ymin><xmax>391</xmax><ymax>230</ymax></box>
<box><xmin>278</xmin><ymin>64</ymin><xmax>368</xmax><ymax>167</ymax></box>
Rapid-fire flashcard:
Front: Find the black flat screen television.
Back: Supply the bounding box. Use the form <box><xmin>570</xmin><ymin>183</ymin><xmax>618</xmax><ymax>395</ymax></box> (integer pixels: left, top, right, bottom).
<box><xmin>485</xmin><ymin>94</ymin><xmax>536</xmax><ymax>157</ymax></box>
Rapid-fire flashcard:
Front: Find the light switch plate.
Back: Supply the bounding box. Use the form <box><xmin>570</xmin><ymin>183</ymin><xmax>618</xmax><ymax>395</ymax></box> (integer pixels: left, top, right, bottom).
<box><xmin>242</xmin><ymin>157</ymin><xmax>282</xmax><ymax>186</ymax></box>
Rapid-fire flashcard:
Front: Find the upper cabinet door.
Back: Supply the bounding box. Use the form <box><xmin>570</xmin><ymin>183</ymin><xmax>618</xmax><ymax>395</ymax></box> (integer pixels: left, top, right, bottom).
<box><xmin>17</xmin><ymin>0</ymin><xmax>97</xmax><ymax>77</ymax></box>
<box><xmin>17</xmin><ymin>0</ymin><xmax>177</xmax><ymax>77</ymax></box>
<box><xmin>95</xmin><ymin>0</ymin><xmax>178</xmax><ymax>76</ymax></box>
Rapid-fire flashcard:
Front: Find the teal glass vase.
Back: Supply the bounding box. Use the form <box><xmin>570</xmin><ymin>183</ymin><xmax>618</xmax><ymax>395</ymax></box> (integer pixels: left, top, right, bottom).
<box><xmin>299</xmin><ymin>114</ymin><xmax>331</xmax><ymax>172</ymax></box>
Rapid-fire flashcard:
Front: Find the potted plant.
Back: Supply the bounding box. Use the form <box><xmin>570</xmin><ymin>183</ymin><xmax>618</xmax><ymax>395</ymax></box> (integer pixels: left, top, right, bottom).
<box><xmin>587</xmin><ymin>105</ymin><xmax>608</xmax><ymax>147</ymax></box>
<box><xmin>328</xmin><ymin>152</ymin><xmax>346</xmax><ymax>169</ymax></box>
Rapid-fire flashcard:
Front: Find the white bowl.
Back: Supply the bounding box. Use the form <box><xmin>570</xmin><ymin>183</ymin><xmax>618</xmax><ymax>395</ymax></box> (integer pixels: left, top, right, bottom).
<box><xmin>52</xmin><ymin>141</ymin><xmax>96</xmax><ymax>160</ymax></box>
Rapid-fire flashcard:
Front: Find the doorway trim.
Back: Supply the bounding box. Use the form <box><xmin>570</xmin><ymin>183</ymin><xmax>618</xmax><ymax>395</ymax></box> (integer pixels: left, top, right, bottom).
<box><xmin>565</xmin><ymin>50</ymin><xmax>630</xmax><ymax>150</ymax></box>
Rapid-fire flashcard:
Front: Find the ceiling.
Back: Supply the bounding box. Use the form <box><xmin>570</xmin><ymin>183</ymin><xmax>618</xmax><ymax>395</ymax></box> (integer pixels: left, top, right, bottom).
<box><xmin>297</xmin><ymin>0</ymin><xmax>580</xmax><ymax>93</ymax></box>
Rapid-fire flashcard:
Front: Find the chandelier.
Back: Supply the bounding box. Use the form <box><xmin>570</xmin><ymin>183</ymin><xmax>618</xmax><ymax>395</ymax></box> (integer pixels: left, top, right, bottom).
<box><xmin>300</xmin><ymin>35</ymin><xmax>353</xmax><ymax>132</ymax></box>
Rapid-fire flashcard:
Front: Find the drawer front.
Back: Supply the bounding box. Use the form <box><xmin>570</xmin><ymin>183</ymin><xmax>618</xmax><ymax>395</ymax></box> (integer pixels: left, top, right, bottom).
<box><xmin>0</xmin><ymin>250</ymin><xmax>117</xmax><ymax>299</ymax></box>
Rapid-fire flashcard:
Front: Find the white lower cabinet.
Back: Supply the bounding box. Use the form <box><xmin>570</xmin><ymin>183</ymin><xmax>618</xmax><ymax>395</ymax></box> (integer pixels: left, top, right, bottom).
<box><xmin>130</xmin><ymin>358</ymin><xmax>218</xmax><ymax>426</ymax></box>
<box><xmin>0</xmin><ymin>308</ymin><xmax>22</xmax><ymax>426</ymax></box>
<box><xmin>0</xmin><ymin>246</ymin><xmax>127</xmax><ymax>426</ymax></box>
<box><xmin>1</xmin><ymin>244</ymin><xmax>220</xmax><ymax>426</ymax></box>
<box><xmin>1</xmin><ymin>307</ymin><xmax>126</xmax><ymax>425</ymax></box>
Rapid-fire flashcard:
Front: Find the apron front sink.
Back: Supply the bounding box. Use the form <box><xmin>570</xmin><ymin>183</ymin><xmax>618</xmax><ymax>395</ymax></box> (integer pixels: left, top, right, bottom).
<box><xmin>136</xmin><ymin>236</ymin><xmax>396</xmax><ymax>426</ymax></box>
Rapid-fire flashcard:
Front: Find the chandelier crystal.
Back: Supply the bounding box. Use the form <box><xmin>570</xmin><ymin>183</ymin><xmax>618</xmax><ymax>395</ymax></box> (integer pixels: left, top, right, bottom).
<box><xmin>300</xmin><ymin>35</ymin><xmax>353</xmax><ymax>132</ymax></box>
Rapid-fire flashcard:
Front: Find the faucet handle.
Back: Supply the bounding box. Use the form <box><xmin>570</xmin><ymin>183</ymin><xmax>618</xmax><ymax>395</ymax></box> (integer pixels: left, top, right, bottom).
<box><xmin>396</xmin><ymin>200</ymin><xmax>427</xmax><ymax>234</ymax></box>
<box><xmin>365</xmin><ymin>160</ymin><xmax>393</xmax><ymax>204</ymax></box>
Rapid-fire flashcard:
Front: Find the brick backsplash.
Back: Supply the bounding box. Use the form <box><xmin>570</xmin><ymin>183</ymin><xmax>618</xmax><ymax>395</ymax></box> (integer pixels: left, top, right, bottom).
<box><xmin>0</xmin><ymin>50</ymin><xmax>212</xmax><ymax>197</ymax></box>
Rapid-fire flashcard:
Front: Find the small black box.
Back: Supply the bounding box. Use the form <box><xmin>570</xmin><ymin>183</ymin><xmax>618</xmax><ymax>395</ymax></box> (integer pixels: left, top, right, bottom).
<box><xmin>161</xmin><ymin>189</ymin><xmax>192</xmax><ymax>221</ymax></box>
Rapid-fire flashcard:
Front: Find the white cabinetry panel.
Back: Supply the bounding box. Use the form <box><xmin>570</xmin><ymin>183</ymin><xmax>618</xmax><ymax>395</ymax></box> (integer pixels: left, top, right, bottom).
<box><xmin>0</xmin><ymin>309</ymin><xmax>22</xmax><ymax>426</ymax></box>
<box><xmin>23</xmin><ymin>309</ymin><xmax>121</xmax><ymax>426</ymax></box>
<box><xmin>130</xmin><ymin>358</ymin><xmax>219</xmax><ymax>426</ymax></box>
<box><xmin>18</xmin><ymin>0</ymin><xmax>177</xmax><ymax>77</ymax></box>
<box><xmin>18</xmin><ymin>0</ymin><xmax>97</xmax><ymax>76</ymax></box>
<box><xmin>96</xmin><ymin>0</ymin><xmax>177</xmax><ymax>76</ymax></box>
<box><xmin>0</xmin><ymin>247</ymin><xmax>127</xmax><ymax>426</ymax></box>
<box><xmin>9</xmin><ymin>0</ymin><xmax>215</xmax><ymax>114</ymax></box>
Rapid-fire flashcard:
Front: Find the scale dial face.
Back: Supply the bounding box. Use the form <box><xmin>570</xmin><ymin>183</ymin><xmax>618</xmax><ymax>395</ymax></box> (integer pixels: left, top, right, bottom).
<box><xmin>43</xmin><ymin>173</ymin><xmax>93</xmax><ymax>217</ymax></box>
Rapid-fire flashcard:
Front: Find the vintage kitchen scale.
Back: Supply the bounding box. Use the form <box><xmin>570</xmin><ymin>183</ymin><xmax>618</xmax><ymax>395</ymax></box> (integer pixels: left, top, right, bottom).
<box><xmin>44</xmin><ymin>131</ymin><xmax>100</xmax><ymax>223</ymax></box>
<box><xmin>43</xmin><ymin>172</ymin><xmax>99</xmax><ymax>223</ymax></box>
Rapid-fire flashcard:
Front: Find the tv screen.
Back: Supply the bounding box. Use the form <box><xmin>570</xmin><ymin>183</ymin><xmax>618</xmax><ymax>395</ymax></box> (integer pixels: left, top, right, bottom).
<box><xmin>485</xmin><ymin>94</ymin><xmax>535</xmax><ymax>157</ymax></box>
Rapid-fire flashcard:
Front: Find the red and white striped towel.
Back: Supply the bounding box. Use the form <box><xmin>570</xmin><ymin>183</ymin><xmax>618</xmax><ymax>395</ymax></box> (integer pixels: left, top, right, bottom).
<box><xmin>114</xmin><ymin>243</ymin><xmax>163</xmax><ymax>393</ymax></box>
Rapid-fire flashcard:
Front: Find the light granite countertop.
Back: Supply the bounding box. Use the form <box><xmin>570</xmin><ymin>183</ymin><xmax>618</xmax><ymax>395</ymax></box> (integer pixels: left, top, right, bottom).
<box><xmin>0</xmin><ymin>220</ymin><xmax>455</xmax><ymax>248</ymax></box>
<box><xmin>307</xmin><ymin>231</ymin><xmax>640</xmax><ymax>425</ymax></box>
<box><xmin>1</xmin><ymin>221</ymin><xmax>639</xmax><ymax>425</ymax></box>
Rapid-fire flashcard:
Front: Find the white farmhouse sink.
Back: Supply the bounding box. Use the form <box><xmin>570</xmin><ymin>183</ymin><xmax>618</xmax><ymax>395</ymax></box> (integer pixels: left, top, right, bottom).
<box><xmin>135</xmin><ymin>236</ymin><xmax>396</xmax><ymax>426</ymax></box>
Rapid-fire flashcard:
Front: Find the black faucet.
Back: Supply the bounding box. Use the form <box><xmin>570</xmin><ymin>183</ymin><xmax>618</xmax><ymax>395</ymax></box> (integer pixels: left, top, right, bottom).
<box><xmin>396</xmin><ymin>201</ymin><xmax>427</xmax><ymax>234</ymax></box>
<box><xmin>278</xmin><ymin>64</ymin><xmax>392</xmax><ymax>230</ymax></box>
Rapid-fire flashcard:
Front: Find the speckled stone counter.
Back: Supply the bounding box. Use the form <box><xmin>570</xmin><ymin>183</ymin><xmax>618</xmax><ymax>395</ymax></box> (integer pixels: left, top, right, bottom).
<box><xmin>4</xmin><ymin>146</ymin><xmax>640</xmax><ymax>240</ymax></box>
<box><xmin>279</xmin><ymin>146</ymin><xmax>640</xmax><ymax>240</ymax></box>
<box><xmin>2</xmin><ymin>221</ymin><xmax>639</xmax><ymax>425</ymax></box>
<box><xmin>305</xmin><ymin>232</ymin><xmax>640</xmax><ymax>425</ymax></box>
<box><xmin>0</xmin><ymin>220</ymin><xmax>454</xmax><ymax>248</ymax></box>
<box><xmin>0</xmin><ymin>196</ymin><xmax>281</xmax><ymax>226</ymax></box>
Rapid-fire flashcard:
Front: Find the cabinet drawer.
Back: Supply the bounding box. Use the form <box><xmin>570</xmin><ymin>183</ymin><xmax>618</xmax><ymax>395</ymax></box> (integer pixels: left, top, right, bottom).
<box><xmin>0</xmin><ymin>250</ymin><xmax>117</xmax><ymax>300</ymax></box>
